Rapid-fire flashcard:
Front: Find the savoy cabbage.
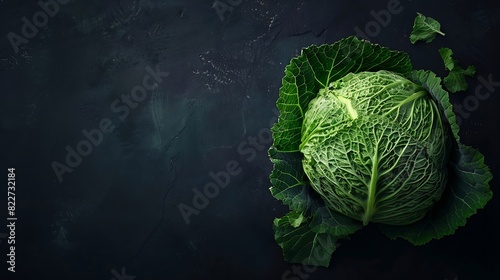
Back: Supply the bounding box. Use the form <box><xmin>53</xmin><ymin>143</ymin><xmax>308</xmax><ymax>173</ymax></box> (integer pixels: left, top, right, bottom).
<box><xmin>269</xmin><ymin>36</ymin><xmax>492</xmax><ymax>267</ymax></box>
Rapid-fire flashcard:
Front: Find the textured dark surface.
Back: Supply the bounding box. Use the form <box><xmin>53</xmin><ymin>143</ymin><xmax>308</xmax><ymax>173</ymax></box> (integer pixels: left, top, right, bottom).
<box><xmin>0</xmin><ymin>0</ymin><xmax>499</xmax><ymax>279</ymax></box>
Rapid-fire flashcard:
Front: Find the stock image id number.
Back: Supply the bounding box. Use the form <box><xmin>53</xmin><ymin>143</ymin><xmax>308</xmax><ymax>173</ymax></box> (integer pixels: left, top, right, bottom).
<box><xmin>8</xmin><ymin>168</ymin><xmax>15</xmax><ymax>215</ymax></box>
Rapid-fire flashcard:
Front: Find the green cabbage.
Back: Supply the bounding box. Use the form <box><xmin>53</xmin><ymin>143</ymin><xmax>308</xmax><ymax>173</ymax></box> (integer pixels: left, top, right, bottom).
<box><xmin>269</xmin><ymin>36</ymin><xmax>492</xmax><ymax>267</ymax></box>
<box><xmin>300</xmin><ymin>70</ymin><xmax>450</xmax><ymax>226</ymax></box>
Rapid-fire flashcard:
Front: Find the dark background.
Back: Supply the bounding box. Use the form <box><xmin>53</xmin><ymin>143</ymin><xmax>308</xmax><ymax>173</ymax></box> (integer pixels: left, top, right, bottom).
<box><xmin>0</xmin><ymin>0</ymin><xmax>499</xmax><ymax>279</ymax></box>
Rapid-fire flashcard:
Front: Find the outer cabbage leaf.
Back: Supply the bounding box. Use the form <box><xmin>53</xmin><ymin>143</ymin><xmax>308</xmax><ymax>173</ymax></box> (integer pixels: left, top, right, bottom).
<box><xmin>274</xmin><ymin>211</ymin><xmax>337</xmax><ymax>267</ymax></box>
<box><xmin>379</xmin><ymin>70</ymin><xmax>493</xmax><ymax>245</ymax></box>
<box><xmin>438</xmin><ymin>47</ymin><xmax>476</xmax><ymax>93</ymax></box>
<box><xmin>410</xmin><ymin>13</ymin><xmax>445</xmax><ymax>44</ymax></box>
<box><xmin>269</xmin><ymin>147</ymin><xmax>310</xmax><ymax>213</ymax></box>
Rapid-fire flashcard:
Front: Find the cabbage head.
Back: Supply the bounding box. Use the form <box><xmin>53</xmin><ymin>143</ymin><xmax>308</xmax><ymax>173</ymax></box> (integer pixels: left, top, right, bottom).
<box><xmin>300</xmin><ymin>70</ymin><xmax>450</xmax><ymax>226</ymax></box>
